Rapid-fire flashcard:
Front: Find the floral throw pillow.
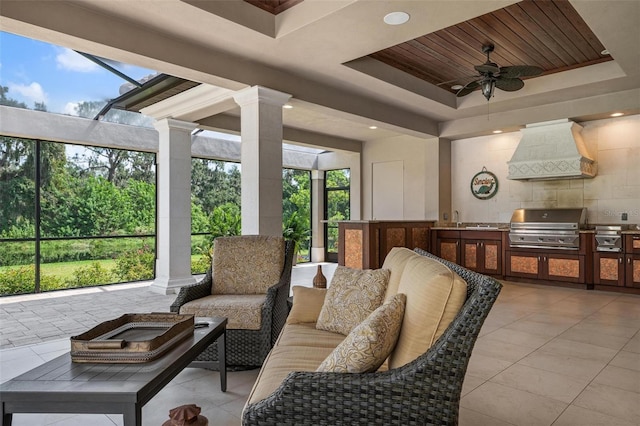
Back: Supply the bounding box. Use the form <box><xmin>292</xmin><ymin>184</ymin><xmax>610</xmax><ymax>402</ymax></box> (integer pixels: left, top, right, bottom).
<box><xmin>316</xmin><ymin>266</ymin><xmax>390</xmax><ymax>335</ymax></box>
<box><xmin>317</xmin><ymin>293</ymin><xmax>406</xmax><ymax>373</ymax></box>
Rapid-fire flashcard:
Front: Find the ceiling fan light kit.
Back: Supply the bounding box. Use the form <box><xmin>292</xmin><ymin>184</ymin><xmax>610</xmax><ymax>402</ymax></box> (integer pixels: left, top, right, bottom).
<box><xmin>456</xmin><ymin>44</ymin><xmax>543</xmax><ymax>101</ymax></box>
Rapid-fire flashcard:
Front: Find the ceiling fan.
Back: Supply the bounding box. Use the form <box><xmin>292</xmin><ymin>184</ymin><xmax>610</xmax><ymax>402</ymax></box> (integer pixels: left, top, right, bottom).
<box><xmin>450</xmin><ymin>44</ymin><xmax>543</xmax><ymax>101</ymax></box>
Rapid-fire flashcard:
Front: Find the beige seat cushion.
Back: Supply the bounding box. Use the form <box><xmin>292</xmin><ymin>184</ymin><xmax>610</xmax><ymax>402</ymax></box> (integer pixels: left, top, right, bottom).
<box><xmin>246</xmin><ymin>344</ymin><xmax>335</xmax><ymax>406</ymax></box>
<box><xmin>317</xmin><ymin>293</ymin><xmax>406</xmax><ymax>373</ymax></box>
<box><xmin>180</xmin><ymin>294</ymin><xmax>266</xmax><ymax>330</ymax></box>
<box><xmin>381</xmin><ymin>247</ymin><xmax>419</xmax><ymax>301</ymax></box>
<box><xmin>212</xmin><ymin>235</ymin><xmax>284</xmax><ymax>295</ymax></box>
<box><xmin>316</xmin><ymin>266</ymin><xmax>390</xmax><ymax>336</ymax></box>
<box><xmin>276</xmin><ymin>323</ymin><xmax>346</xmax><ymax>349</ymax></box>
<box><xmin>286</xmin><ymin>286</ymin><xmax>327</xmax><ymax>325</ymax></box>
<box><xmin>388</xmin><ymin>255</ymin><xmax>467</xmax><ymax>369</ymax></box>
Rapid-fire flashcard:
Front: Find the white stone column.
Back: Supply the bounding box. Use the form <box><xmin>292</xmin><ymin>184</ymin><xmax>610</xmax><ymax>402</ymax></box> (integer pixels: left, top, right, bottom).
<box><xmin>311</xmin><ymin>169</ymin><xmax>325</xmax><ymax>262</ymax></box>
<box><xmin>233</xmin><ymin>86</ymin><xmax>291</xmax><ymax>236</ymax></box>
<box><xmin>150</xmin><ymin>118</ymin><xmax>198</xmax><ymax>295</ymax></box>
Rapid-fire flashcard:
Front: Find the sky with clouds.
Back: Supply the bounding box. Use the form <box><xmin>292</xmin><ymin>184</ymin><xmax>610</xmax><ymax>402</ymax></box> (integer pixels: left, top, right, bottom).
<box><xmin>0</xmin><ymin>31</ymin><xmax>156</xmax><ymax>116</ymax></box>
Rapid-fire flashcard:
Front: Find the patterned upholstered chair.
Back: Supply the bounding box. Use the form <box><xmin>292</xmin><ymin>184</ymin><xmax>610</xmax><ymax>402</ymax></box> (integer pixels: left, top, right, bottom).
<box><xmin>170</xmin><ymin>235</ymin><xmax>294</xmax><ymax>368</ymax></box>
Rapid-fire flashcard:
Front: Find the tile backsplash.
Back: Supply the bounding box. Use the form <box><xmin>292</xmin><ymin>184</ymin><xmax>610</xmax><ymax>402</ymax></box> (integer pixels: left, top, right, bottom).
<box><xmin>451</xmin><ymin>115</ymin><xmax>640</xmax><ymax>225</ymax></box>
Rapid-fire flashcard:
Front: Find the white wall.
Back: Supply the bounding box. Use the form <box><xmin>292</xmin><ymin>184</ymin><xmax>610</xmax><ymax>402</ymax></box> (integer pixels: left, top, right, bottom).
<box><xmin>451</xmin><ymin>114</ymin><xmax>640</xmax><ymax>225</ymax></box>
<box><xmin>362</xmin><ymin>135</ymin><xmax>440</xmax><ymax>220</ymax></box>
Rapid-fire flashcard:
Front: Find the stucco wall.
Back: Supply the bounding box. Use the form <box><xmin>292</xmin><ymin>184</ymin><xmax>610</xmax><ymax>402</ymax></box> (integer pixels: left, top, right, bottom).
<box><xmin>450</xmin><ymin>114</ymin><xmax>640</xmax><ymax>225</ymax></box>
<box><xmin>361</xmin><ymin>135</ymin><xmax>440</xmax><ymax>220</ymax></box>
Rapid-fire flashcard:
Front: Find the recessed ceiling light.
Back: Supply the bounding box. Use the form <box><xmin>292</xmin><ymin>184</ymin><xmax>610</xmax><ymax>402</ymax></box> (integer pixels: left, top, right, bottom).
<box><xmin>610</xmin><ymin>112</ymin><xmax>624</xmax><ymax>117</ymax></box>
<box><xmin>451</xmin><ymin>85</ymin><xmax>463</xmax><ymax>91</ymax></box>
<box><xmin>369</xmin><ymin>126</ymin><xmax>378</xmax><ymax>130</ymax></box>
<box><xmin>492</xmin><ymin>130</ymin><xmax>503</xmax><ymax>134</ymax></box>
<box><xmin>601</xmin><ymin>49</ymin><xmax>610</xmax><ymax>55</ymax></box>
<box><xmin>283</xmin><ymin>104</ymin><xmax>293</xmax><ymax>109</ymax></box>
<box><xmin>383</xmin><ymin>12</ymin><xmax>410</xmax><ymax>25</ymax></box>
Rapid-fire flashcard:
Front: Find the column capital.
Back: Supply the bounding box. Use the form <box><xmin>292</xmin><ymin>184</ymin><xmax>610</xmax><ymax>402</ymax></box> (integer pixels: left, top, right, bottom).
<box><xmin>153</xmin><ymin>118</ymin><xmax>198</xmax><ymax>132</ymax></box>
<box><xmin>233</xmin><ymin>86</ymin><xmax>291</xmax><ymax>108</ymax></box>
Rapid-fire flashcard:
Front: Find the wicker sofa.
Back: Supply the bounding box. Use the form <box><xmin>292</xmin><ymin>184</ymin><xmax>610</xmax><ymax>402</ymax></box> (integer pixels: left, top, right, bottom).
<box><xmin>242</xmin><ymin>248</ymin><xmax>502</xmax><ymax>425</ymax></box>
<box><xmin>170</xmin><ymin>236</ymin><xmax>294</xmax><ymax>368</ymax></box>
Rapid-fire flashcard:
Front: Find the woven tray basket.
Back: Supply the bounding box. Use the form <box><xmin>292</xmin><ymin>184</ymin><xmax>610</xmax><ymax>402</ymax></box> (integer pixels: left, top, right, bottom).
<box><xmin>70</xmin><ymin>313</ymin><xmax>194</xmax><ymax>363</ymax></box>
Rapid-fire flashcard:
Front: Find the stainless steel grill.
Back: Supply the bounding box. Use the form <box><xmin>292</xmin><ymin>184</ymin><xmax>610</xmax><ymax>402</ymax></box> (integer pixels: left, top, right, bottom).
<box><xmin>509</xmin><ymin>208</ymin><xmax>587</xmax><ymax>250</ymax></box>
<box><xmin>595</xmin><ymin>225</ymin><xmax>629</xmax><ymax>252</ymax></box>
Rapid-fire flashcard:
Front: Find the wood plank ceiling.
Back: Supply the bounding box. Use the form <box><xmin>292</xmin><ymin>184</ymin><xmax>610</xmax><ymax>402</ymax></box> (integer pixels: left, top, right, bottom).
<box><xmin>368</xmin><ymin>0</ymin><xmax>612</xmax><ymax>93</ymax></box>
<box><xmin>244</xmin><ymin>0</ymin><xmax>303</xmax><ymax>15</ymax></box>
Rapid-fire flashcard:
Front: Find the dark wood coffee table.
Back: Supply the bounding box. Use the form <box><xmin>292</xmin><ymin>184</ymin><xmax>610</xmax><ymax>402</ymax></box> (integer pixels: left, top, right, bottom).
<box><xmin>0</xmin><ymin>316</ymin><xmax>226</xmax><ymax>426</ymax></box>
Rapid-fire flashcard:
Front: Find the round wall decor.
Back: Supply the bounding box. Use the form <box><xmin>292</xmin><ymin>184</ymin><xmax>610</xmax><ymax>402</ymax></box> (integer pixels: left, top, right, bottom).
<box><xmin>470</xmin><ymin>167</ymin><xmax>498</xmax><ymax>200</ymax></box>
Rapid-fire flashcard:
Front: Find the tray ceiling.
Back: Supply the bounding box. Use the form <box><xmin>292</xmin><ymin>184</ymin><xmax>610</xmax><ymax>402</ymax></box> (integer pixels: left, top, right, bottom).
<box><xmin>367</xmin><ymin>0</ymin><xmax>612</xmax><ymax>94</ymax></box>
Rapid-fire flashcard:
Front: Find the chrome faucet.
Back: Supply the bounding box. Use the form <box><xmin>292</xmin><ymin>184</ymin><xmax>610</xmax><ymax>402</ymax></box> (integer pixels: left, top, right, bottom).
<box><xmin>454</xmin><ymin>210</ymin><xmax>461</xmax><ymax>227</ymax></box>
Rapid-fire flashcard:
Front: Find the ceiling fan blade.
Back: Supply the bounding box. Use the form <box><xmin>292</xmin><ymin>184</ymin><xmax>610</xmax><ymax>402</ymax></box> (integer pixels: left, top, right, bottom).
<box><xmin>495</xmin><ymin>77</ymin><xmax>525</xmax><ymax>92</ymax></box>
<box><xmin>474</xmin><ymin>63</ymin><xmax>500</xmax><ymax>74</ymax></box>
<box><xmin>456</xmin><ymin>80</ymin><xmax>481</xmax><ymax>97</ymax></box>
<box><xmin>499</xmin><ymin>65</ymin><xmax>543</xmax><ymax>79</ymax></box>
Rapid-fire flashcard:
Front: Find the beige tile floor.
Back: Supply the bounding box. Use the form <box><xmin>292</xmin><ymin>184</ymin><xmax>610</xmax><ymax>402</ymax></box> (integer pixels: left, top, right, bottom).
<box><xmin>1</xmin><ymin>266</ymin><xmax>639</xmax><ymax>425</ymax></box>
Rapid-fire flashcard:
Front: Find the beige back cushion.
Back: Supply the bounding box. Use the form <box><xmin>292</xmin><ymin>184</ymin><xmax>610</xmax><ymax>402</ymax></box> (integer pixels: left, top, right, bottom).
<box><xmin>212</xmin><ymin>235</ymin><xmax>284</xmax><ymax>295</ymax></box>
<box><xmin>286</xmin><ymin>286</ymin><xmax>327</xmax><ymax>324</ymax></box>
<box><xmin>388</xmin><ymin>255</ymin><xmax>467</xmax><ymax>369</ymax></box>
<box><xmin>381</xmin><ymin>247</ymin><xmax>419</xmax><ymax>301</ymax></box>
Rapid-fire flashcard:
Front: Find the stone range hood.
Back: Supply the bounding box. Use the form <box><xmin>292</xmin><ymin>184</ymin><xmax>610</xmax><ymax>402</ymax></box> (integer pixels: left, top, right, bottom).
<box><xmin>507</xmin><ymin>119</ymin><xmax>597</xmax><ymax>181</ymax></box>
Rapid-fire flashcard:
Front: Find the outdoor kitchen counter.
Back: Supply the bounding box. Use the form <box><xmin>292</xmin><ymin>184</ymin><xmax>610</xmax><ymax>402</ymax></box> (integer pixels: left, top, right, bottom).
<box><xmin>431</xmin><ymin>223</ymin><xmax>509</xmax><ymax>230</ymax></box>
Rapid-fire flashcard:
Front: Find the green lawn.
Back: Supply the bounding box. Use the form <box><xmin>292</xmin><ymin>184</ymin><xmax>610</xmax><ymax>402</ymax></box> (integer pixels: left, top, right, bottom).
<box><xmin>42</xmin><ymin>259</ymin><xmax>117</xmax><ymax>280</ymax></box>
<box><xmin>0</xmin><ymin>259</ymin><xmax>118</xmax><ymax>281</ymax></box>
<box><xmin>1</xmin><ymin>256</ymin><xmax>209</xmax><ymax>280</ymax></box>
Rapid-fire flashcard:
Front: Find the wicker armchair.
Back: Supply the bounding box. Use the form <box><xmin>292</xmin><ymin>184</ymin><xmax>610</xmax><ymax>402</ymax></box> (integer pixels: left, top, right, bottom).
<box><xmin>242</xmin><ymin>249</ymin><xmax>502</xmax><ymax>425</ymax></box>
<box><xmin>170</xmin><ymin>236</ymin><xmax>294</xmax><ymax>368</ymax></box>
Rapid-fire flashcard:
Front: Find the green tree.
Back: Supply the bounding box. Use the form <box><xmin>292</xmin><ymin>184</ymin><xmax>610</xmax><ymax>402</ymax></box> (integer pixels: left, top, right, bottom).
<box><xmin>282</xmin><ymin>169</ymin><xmax>311</xmax><ymax>260</ymax></box>
<box><xmin>122</xmin><ymin>179</ymin><xmax>155</xmax><ymax>234</ymax></box>
<box><xmin>209</xmin><ymin>203</ymin><xmax>241</xmax><ymax>238</ymax></box>
<box><xmin>191</xmin><ymin>158</ymin><xmax>241</xmax><ymax>219</ymax></box>
<box><xmin>0</xmin><ymin>86</ymin><xmax>28</xmax><ymax>109</ymax></box>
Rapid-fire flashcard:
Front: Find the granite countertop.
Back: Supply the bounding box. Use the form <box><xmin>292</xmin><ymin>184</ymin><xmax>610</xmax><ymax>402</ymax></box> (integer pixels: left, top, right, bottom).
<box><xmin>431</xmin><ymin>223</ymin><xmax>509</xmax><ymax>231</ymax></box>
<box><xmin>432</xmin><ymin>223</ymin><xmax>640</xmax><ymax>233</ymax></box>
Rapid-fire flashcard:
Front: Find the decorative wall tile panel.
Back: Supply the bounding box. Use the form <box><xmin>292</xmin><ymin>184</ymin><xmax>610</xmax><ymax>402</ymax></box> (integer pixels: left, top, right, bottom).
<box><xmin>386</xmin><ymin>228</ymin><xmax>406</xmax><ymax>250</ymax></box>
<box><xmin>511</xmin><ymin>256</ymin><xmax>538</xmax><ymax>274</ymax></box>
<box><xmin>465</xmin><ymin>244</ymin><xmax>477</xmax><ymax>269</ymax></box>
<box><xmin>485</xmin><ymin>245</ymin><xmax>498</xmax><ymax>270</ymax></box>
<box><xmin>344</xmin><ymin>229</ymin><xmax>363</xmax><ymax>269</ymax></box>
<box><xmin>441</xmin><ymin>242</ymin><xmax>458</xmax><ymax>263</ymax></box>
<box><xmin>548</xmin><ymin>258</ymin><xmax>580</xmax><ymax>278</ymax></box>
<box><xmin>412</xmin><ymin>228</ymin><xmax>429</xmax><ymax>250</ymax></box>
<box><xmin>599</xmin><ymin>258</ymin><xmax>619</xmax><ymax>281</ymax></box>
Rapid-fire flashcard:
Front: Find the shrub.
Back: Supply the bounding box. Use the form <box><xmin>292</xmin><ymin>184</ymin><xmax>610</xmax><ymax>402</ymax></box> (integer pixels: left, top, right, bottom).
<box><xmin>191</xmin><ymin>246</ymin><xmax>212</xmax><ymax>274</ymax></box>
<box><xmin>114</xmin><ymin>243</ymin><xmax>155</xmax><ymax>281</ymax></box>
<box><xmin>65</xmin><ymin>262</ymin><xmax>114</xmax><ymax>288</ymax></box>
<box><xmin>0</xmin><ymin>265</ymin><xmax>65</xmax><ymax>295</ymax></box>
<box><xmin>0</xmin><ymin>266</ymin><xmax>35</xmax><ymax>295</ymax></box>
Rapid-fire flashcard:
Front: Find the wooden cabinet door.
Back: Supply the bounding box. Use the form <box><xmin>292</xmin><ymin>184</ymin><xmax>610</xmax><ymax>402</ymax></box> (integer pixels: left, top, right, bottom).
<box><xmin>437</xmin><ymin>238</ymin><xmax>460</xmax><ymax>264</ymax></box>
<box><xmin>626</xmin><ymin>254</ymin><xmax>640</xmax><ymax>288</ymax></box>
<box><xmin>461</xmin><ymin>239</ymin><xmax>501</xmax><ymax>275</ymax></box>
<box><xmin>544</xmin><ymin>253</ymin><xmax>585</xmax><ymax>283</ymax></box>
<box><xmin>461</xmin><ymin>239</ymin><xmax>481</xmax><ymax>271</ymax></box>
<box><xmin>593</xmin><ymin>252</ymin><xmax>625</xmax><ymax>286</ymax></box>
<box><xmin>482</xmin><ymin>240</ymin><xmax>502</xmax><ymax>275</ymax></box>
<box><xmin>506</xmin><ymin>251</ymin><xmax>541</xmax><ymax>279</ymax></box>
<box><xmin>626</xmin><ymin>235</ymin><xmax>640</xmax><ymax>254</ymax></box>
